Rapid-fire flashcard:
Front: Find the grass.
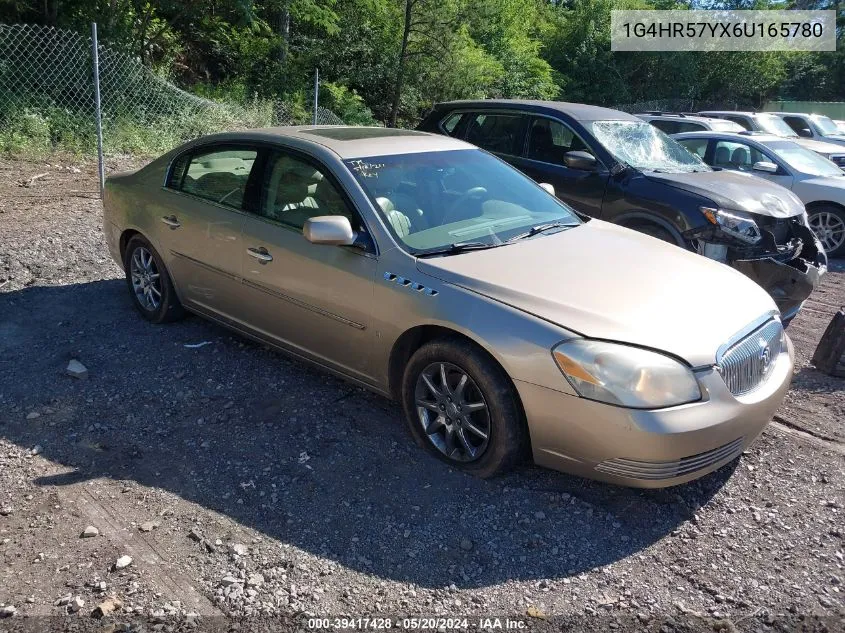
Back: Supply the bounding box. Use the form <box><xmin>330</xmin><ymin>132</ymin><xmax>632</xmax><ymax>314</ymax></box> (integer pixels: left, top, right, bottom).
<box><xmin>0</xmin><ymin>95</ymin><xmax>301</xmax><ymax>158</ymax></box>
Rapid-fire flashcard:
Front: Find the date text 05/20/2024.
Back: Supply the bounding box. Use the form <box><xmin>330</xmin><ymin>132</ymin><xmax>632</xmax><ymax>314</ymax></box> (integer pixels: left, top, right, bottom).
<box><xmin>307</xmin><ymin>618</ymin><xmax>528</xmax><ymax>630</ymax></box>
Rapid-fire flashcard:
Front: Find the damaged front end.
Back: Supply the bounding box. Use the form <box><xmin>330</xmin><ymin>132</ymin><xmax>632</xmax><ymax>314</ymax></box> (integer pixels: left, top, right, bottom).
<box><xmin>685</xmin><ymin>209</ymin><xmax>827</xmax><ymax>324</ymax></box>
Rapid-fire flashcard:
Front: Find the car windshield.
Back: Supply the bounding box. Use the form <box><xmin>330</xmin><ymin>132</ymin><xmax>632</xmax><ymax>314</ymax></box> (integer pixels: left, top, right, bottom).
<box><xmin>757</xmin><ymin>114</ymin><xmax>798</xmax><ymax>137</ymax></box>
<box><xmin>710</xmin><ymin>119</ymin><xmax>744</xmax><ymax>132</ymax></box>
<box><xmin>811</xmin><ymin>114</ymin><xmax>842</xmax><ymax>136</ymax></box>
<box><xmin>345</xmin><ymin>149</ymin><xmax>581</xmax><ymax>253</ymax></box>
<box><xmin>767</xmin><ymin>141</ymin><xmax>844</xmax><ymax>178</ymax></box>
<box><xmin>588</xmin><ymin>120</ymin><xmax>710</xmax><ymax>173</ymax></box>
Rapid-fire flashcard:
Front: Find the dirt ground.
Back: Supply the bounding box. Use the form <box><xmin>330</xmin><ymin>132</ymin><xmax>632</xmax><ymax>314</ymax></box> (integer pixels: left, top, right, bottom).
<box><xmin>0</xmin><ymin>156</ymin><xmax>843</xmax><ymax>632</ymax></box>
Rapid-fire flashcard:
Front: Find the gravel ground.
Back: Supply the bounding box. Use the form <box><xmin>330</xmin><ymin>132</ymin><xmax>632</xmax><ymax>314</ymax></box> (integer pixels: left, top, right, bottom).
<box><xmin>0</xmin><ymin>156</ymin><xmax>843</xmax><ymax>632</ymax></box>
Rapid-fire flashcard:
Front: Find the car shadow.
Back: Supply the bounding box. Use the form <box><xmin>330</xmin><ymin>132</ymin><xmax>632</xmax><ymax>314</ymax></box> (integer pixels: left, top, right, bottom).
<box><xmin>0</xmin><ymin>279</ymin><xmax>734</xmax><ymax>589</ymax></box>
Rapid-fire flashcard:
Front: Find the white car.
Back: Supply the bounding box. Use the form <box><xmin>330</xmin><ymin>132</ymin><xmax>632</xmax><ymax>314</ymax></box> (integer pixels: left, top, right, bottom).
<box><xmin>698</xmin><ymin>110</ymin><xmax>845</xmax><ymax>169</ymax></box>
<box><xmin>674</xmin><ymin>131</ymin><xmax>845</xmax><ymax>256</ymax></box>
<box><xmin>770</xmin><ymin>112</ymin><xmax>845</xmax><ymax>148</ymax></box>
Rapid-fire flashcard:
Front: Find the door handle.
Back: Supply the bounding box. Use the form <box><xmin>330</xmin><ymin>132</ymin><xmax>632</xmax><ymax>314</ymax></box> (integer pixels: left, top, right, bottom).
<box><xmin>247</xmin><ymin>247</ymin><xmax>273</xmax><ymax>263</ymax></box>
<box><xmin>161</xmin><ymin>215</ymin><xmax>181</xmax><ymax>228</ymax></box>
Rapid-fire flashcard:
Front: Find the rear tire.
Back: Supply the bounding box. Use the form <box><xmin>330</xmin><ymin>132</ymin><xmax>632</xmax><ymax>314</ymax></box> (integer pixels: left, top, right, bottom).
<box><xmin>123</xmin><ymin>235</ymin><xmax>184</xmax><ymax>324</ymax></box>
<box><xmin>807</xmin><ymin>204</ymin><xmax>845</xmax><ymax>257</ymax></box>
<box><xmin>401</xmin><ymin>337</ymin><xmax>526</xmax><ymax>478</ymax></box>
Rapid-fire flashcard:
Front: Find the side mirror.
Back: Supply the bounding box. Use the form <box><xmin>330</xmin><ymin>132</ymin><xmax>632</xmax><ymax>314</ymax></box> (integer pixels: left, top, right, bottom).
<box><xmin>303</xmin><ymin>215</ymin><xmax>355</xmax><ymax>246</ymax></box>
<box><xmin>539</xmin><ymin>182</ymin><xmax>555</xmax><ymax>196</ymax></box>
<box><xmin>563</xmin><ymin>150</ymin><xmax>597</xmax><ymax>171</ymax></box>
<box><xmin>797</xmin><ymin>128</ymin><xmax>812</xmax><ymax>138</ymax></box>
<box><xmin>752</xmin><ymin>161</ymin><xmax>779</xmax><ymax>174</ymax></box>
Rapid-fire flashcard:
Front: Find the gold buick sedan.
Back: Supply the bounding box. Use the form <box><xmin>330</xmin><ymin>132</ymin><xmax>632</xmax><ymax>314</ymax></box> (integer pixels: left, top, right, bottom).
<box><xmin>103</xmin><ymin>127</ymin><xmax>793</xmax><ymax>487</ymax></box>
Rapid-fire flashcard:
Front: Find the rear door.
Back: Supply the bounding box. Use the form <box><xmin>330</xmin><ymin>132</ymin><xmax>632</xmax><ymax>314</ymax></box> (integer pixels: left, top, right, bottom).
<box><xmin>462</xmin><ymin>111</ymin><xmax>528</xmax><ymax>168</ymax></box>
<box><xmin>159</xmin><ymin>145</ymin><xmax>260</xmax><ymax>320</ymax></box>
<box><xmin>509</xmin><ymin>116</ymin><xmax>609</xmax><ymax>217</ymax></box>
<box><xmin>710</xmin><ymin>139</ymin><xmax>794</xmax><ymax>189</ymax></box>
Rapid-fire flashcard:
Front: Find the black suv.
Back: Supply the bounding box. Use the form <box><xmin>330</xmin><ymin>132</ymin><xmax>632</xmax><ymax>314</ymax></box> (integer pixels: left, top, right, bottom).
<box><xmin>418</xmin><ymin>99</ymin><xmax>826</xmax><ymax>322</ymax></box>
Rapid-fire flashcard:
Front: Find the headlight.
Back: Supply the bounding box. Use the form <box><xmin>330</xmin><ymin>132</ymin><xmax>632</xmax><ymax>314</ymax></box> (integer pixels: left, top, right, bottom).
<box><xmin>552</xmin><ymin>340</ymin><xmax>701</xmax><ymax>408</ymax></box>
<box><xmin>700</xmin><ymin>207</ymin><xmax>762</xmax><ymax>244</ymax></box>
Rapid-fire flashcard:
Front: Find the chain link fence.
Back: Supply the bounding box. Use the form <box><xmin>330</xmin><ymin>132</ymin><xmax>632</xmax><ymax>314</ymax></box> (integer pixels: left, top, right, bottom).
<box><xmin>0</xmin><ymin>23</ymin><xmax>343</xmax><ymax>156</ymax></box>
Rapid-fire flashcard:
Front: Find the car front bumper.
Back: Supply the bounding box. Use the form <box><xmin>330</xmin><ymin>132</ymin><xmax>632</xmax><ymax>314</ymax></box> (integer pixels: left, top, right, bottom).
<box><xmin>516</xmin><ymin>336</ymin><xmax>794</xmax><ymax>488</ymax></box>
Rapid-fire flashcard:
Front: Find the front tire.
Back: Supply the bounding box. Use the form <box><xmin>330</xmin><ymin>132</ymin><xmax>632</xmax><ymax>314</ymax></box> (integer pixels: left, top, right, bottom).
<box><xmin>123</xmin><ymin>235</ymin><xmax>184</xmax><ymax>323</ymax></box>
<box><xmin>807</xmin><ymin>205</ymin><xmax>845</xmax><ymax>257</ymax></box>
<box><xmin>401</xmin><ymin>337</ymin><xmax>526</xmax><ymax>478</ymax></box>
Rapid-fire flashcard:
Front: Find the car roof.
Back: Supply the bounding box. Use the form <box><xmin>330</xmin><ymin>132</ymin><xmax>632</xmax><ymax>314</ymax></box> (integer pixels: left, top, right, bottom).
<box><xmin>698</xmin><ymin>110</ymin><xmax>771</xmax><ymax>118</ymax></box>
<box><xmin>673</xmin><ymin>131</ymin><xmax>785</xmax><ymax>144</ymax></box>
<box><xmin>195</xmin><ymin>126</ymin><xmax>474</xmax><ymax>159</ymax></box>
<box><xmin>433</xmin><ymin>99</ymin><xmax>640</xmax><ymax>122</ymax></box>
<box><xmin>638</xmin><ymin>113</ymin><xmax>727</xmax><ymax>123</ymax></box>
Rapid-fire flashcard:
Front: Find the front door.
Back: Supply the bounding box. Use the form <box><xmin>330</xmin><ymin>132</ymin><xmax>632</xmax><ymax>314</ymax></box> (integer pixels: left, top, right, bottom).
<box><xmin>708</xmin><ymin>139</ymin><xmax>794</xmax><ymax>189</ymax></box>
<box><xmin>157</xmin><ymin>145</ymin><xmax>259</xmax><ymax>321</ymax></box>
<box><xmin>238</xmin><ymin>150</ymin><xmax>378</xmax><ymax>381</ymax></box>
<box><xmin>509</xmin><ymin>117</ymin><xmax>609</xmax><ymax>217</ymax></box>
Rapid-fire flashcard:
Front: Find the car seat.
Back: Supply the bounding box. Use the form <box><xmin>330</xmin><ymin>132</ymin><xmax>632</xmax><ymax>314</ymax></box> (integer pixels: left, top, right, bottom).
<box><xmin>714</xmin><ymin>145</ymin><xmax>731</xmax><ymax>167</ymax></box>
<box><xmin>731</xmin><ymin>147</ymin><xmax>750</xmax><ymax>169</ymax></box>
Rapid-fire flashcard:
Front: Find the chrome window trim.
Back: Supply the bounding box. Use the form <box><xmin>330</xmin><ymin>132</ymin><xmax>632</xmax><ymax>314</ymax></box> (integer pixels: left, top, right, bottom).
<box><xmin>160</xmin><ymin>139</ymin><xmax>381</xmax><ymax>257</ymax></box>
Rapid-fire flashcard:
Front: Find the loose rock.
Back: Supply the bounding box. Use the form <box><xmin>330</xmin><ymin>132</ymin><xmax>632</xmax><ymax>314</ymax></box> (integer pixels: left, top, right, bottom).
<box><xmin>81</xmin><ymin>526</ymin><xmax>99</xmax><ymax>538</ymax></box>
<box><xmin>0</xmin><ymin>605</ymin><xmax>15</xmax><ymax>618</ymax></box>
<box><xmin>66</xmin><ymin>359</ymin><xmax>89</xmax><ymax>380</ymax></box>
<box><xmin>91</xmin><ymin>597</ymin><xmax>123</xmax><ymax>619</ymax></box>
<box><xmin>114</xmin><ymin>555</ymin><xmax>132</xmax><ymax>570</ymax></box>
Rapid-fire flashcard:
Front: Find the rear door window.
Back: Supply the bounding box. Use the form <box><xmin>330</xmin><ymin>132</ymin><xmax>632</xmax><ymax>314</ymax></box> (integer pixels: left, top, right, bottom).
<box><xmin>649</xmin><ymin>119</ymin><xmax>679</xmax><ymax>134</ymax></box>
<box><xmin>675</xmin><ymin>121</ymin><xmax>707</xmax><ymax>133</ymax></box>
<box><xmin>169</xmin><ymin>148</ymin><xmax>259</xmax><ymax>210</ymax></box>
<box><xmin>465</xmin><ymin>113</ymin><xmax>527</xmax><ymax>156</ymax></box>
<box><xmin>724</xmin><ymin>115</ymin><xmax>752</xmax><ymax>131</ymax></box>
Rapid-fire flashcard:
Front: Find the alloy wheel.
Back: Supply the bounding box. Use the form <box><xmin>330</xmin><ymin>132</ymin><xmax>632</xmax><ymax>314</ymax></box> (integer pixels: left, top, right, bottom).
<box><xmin>414</xmin><ymin>362</ymin><xmax>491</xmax><ymax>462</ymax></box>
<box><xmin>130</xmin><ymin>246</ymin><xmax>162</xmax><ymax>312</ymax></box>
<box><xmin>808</xmin><ymin>211</ymin><xmax>845</xmax><ymax>254</ymax></box>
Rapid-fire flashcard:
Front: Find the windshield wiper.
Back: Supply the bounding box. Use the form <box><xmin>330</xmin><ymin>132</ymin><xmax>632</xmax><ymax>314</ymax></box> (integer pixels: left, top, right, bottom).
<box><xmin>416</xmin><ymin>241</ymin><xmax>502</xmax><ymax>257</ymax></box>
<box><xmin>505</xmin><ymin>222</ymin><xmax>577</xmax><ymax>243</ymax></box>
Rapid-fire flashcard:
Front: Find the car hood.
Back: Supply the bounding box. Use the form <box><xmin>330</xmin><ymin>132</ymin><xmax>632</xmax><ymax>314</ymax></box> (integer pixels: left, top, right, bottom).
<box><xmin>643</xmin><ymin>169</ymin><xmax>804</xmax><ymax>218</ymax></box>
<box><xmin>416</xmin><ymin>220</ymin><xmax>778</xmax><ymax>367</ymax></box>
<box><xmin>793</xmin><ymin>138</ymin><xmax>845</xmax><ymax>155</ymax></box>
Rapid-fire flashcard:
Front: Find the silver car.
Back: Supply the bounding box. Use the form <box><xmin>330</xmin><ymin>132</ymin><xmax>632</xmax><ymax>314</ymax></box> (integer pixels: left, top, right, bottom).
<box><xmin>675</xmin><ymin>130</ymin><xmax>845</xmax><ymax>256</ymax></box>
<box><xmin>103</xmin><ymin>127</ymin><xmax>794</xmax><ymax>487</ymax></box>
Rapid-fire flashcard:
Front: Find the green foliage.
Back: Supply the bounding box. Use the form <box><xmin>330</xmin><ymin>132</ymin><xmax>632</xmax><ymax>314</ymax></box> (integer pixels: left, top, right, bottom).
<box><xmin>318</xmin><ymin>82</ymin><xmax>377</xmax><ymax>126</ymax></box>
<box><xmin>1</xmin><ymin>0</ymin><xmax>843</xmax><ymax>156</ymax></box>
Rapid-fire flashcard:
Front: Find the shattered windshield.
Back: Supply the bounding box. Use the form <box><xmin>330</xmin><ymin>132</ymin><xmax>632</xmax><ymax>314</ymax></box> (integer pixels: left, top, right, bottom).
<box><xmin>589</xmin><ymin>120</ymin><xmax>710</xmax><ymax>173</ymax></box>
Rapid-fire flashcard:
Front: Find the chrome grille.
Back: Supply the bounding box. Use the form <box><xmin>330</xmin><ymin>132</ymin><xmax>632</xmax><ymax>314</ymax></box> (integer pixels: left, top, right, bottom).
<box><xmin>595</xmin><ymin>437</ymin><xmax>744</xmax><ymax>481</ymax></box>
<box><xmin>717</xmin><ymin>319</ymin><xmax>783</xmax><ymax>396</ymax></box>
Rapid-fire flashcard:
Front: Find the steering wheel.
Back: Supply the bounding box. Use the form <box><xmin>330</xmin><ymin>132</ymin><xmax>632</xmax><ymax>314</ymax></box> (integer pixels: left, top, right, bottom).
<box><xmin>442</xmin><ymin>186</ymin><xmax>488</xmax><ymax>225</ymax></box>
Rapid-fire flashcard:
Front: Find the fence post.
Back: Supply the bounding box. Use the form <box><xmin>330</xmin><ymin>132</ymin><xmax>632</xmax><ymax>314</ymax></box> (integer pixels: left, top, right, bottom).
<box><xmin>91</xmin><ymin>22</ymin><xmax>105</xmax><ymax>199</ymax></box>
<box><xmin>312</xmin><ymin>68</ymin><xmax>319</xmax><ymax>125</ymax></box>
